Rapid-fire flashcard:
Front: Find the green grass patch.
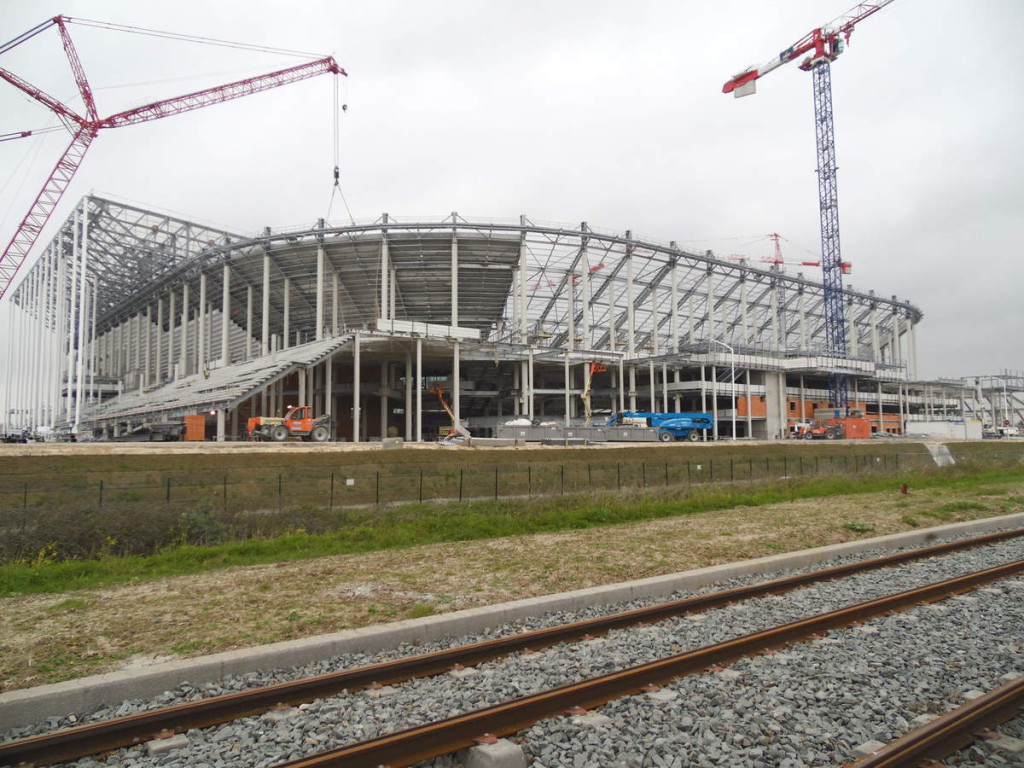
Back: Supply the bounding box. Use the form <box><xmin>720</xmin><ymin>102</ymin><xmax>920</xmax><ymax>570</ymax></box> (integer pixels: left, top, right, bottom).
<box><xmin>842</xmin><ymin>522</ymin><xmax>874</xmax><ymax>533</ymax></box>
<box><xmin>1</xmin><ymin>463</ymin><xmax>1022</xmax><ymax>598</ymax></box>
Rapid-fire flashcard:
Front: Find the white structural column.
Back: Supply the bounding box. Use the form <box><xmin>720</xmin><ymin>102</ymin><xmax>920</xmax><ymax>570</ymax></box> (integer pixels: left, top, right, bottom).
<box><xmin>167</xmin><ymin>291</ymin><xmax>176</xmax><ymax>381</ymax></box>
<box><xmin>353</xmin><ymin>333</ymin><xmax>361</xmax><ymax>442</ymax></box>
<box><xmin>245</xmin><ymin>285</ymin><xmax>253</xmax><ymax>360</ymax></box>
<box><xmin>198</xmin><ymin>272</ymin><xmax>207</xmax><ymax>371</ymax></box>
<box><xmin>687</xmin><ymin>293</ymin><xmax>695</xmax><ymax>344</ymax></box>
<box><xmin>908</xmin><ymin>321</ymin><xmax>918</xmax><ymax>379</ymax></box>
<box><xmin>144</xmin><ymin>306</ymin><xmax>152</xmax><ymax>388</ymax></box>
<box><xmin>179</xmin><ymin>281</ymin><xmax>189</xmax><ymax>378</ymax></box>
<box><xmin>662</xmin><ymin>363</ymin><xmax>669</xmax><ymax>412</ymax></box>
<box><xmin>283</xmin><ymin>277</ymin><xmax>291</xmax><ymax>350</ymax></box>
<box><xmin>450</xmin><ymin>220</ymin><xmax>459</xmax><ymax>328</ymax></box>
<box><xmin>798</xmin><ymin>289</ymin><xmax>808</xmax><ymax>349</ymax></box>
<box><xmin>625</xmin><ymin>232</ymin><xmax>635</xmax><ymax>358</ymax></box>
<box><xmin>564</xmin><ymin>353</ymin><xmax>571</xmax><ymax>426</ymax></box>
<box><xmin>649</xmin><ymin>283</ymin><xmax>659</xmax><ymax>355</ymax></box>
<box><xmin>706</xmin><ymin>268</ymin><xmax>716</xmax><ymax>341</ymax></box>
<box><xmin>331</xmin><ymin>272</ymin><xmax>339</xmax><ymax>333</ymax></box>
<box><xmin>380</xmin><ymin>214</ymin><xmax>390</xmax><ymax>321</ymax></box>
<box><xmin>740</xmin><ymin>277</ymin><xmax>750</xmax><ymax>344</ymax></box>
<box><xmin>452</xmin><ymin>340</ymin><xmax>461</xmax><ymax>431</ymax></box>
<box><xmin>528</xmin><ymin>348</ymin><xmax>536</xmax><ymax>419</ymax></box>
<box><xmin>670</xmin><ymin>253</ymin><xmax>679</xmax><ymax>352</ymax></box>
<box><xmin>617</xmin><ymin>357</ymin><xmax>625</xmax><ymax>413</ymax></box>
<box><xmin>847</xmin><ymin>297</ymin><xmax>859</xmax><ymax>358</ymax></box>
<box><xmin>870</xmin><ymin>306</ymin><xmax>880</xmax><ymax>362</ymax></box>
<box><xmin>380</xmin><ymin>362</ymin><xmax>388</xmax><ymax>438</ymax></box>
<box><xmin>316</xmin><ymin>243</ymin><xmax>325</xmax><ymax>340</ymax></box>
<box><xmin>261</xmin><ymin>252</ymin><xmax>271</xmax><ymax>355</ymax></box>
<box><xmin>580</xmin><ymin>222</ymin><xmax>591</xmax><ymax>347</ymax></box>
<box><xmin>518</xmin><ymin>215</ymin><xmax>528</xmax><ymax>342</ymax></box>
<box><xmin>72</xmin><ymin>197</ymin><xmax>91</xmax><ymax>433</ymax></box>
<box><xmin>64</xmin><ymin>213</ymin><xmax>80</xmax><ymax>423</ymax></box>
<box><xmin>156</xmin><ymin>298</ymin><xmax>164</xmax><ymax>384</ymax></box>
<box><xmin>404</xmin><ymin>351</ymin><xmax>413</xmax><ymax>440</ymax></box>
<box><xmin>221</xmin><ymin>263</ymin><xmax>231</xmax><ymax>365</ymax></box>
<box><xmin>648</xmin><ymin>359</ymin><xmax>655</xmax><ymax>411</ymax></box>
<box><xmin>324</xmin><ymin>352</ymin><xmax>334</xmax><ymax>436</ymax></box>
<box><xmin>415</xmin><ymin>337</ymin><xmax>423</xmax><ymax>442</ymax></box>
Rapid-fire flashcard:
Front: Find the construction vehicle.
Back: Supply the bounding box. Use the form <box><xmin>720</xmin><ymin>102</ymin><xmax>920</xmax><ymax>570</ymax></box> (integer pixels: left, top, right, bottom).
<box><xmin>247</xmin><ymin>406</ymin><xmax>331</xmax><ymax>442</ymax></box>
<box><xmin>428</xmin><ymin>385</ymin><xmax>471</xmax><ymax>441</ymax></box>
<box><xmin>799</xmin><ymin>411</ymin><xmax>872</xmax><ymax>440</ymax></box>
<box><xmin>607</xmin><ymin>412</ymin><xmax>714</xmax><ymax>442</ymax></box>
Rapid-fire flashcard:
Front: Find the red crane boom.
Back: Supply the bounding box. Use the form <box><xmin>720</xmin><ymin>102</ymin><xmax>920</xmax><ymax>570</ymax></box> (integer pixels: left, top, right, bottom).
<box><xmin>0</xmin><ymin>16</ymin><xmax>345</xmax><ymax>299</ymax></box>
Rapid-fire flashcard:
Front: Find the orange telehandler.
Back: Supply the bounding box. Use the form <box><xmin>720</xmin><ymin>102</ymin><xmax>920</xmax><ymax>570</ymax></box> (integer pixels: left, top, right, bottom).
<box><xmin>247</xmin><ymin>406</ymin><xmax>331</xmax><ymax>442</ymax></box>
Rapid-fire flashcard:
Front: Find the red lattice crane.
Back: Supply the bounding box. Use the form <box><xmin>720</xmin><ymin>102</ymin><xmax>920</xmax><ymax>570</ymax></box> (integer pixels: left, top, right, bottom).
<box><xmin>722</xmin><ymin>1</ymin><xmax>894</xmax><ymax>411</ymax></box>
<box><xmin>0</xmin><ymin>15</ymin><xmax>346</xmax><ymax>299</ymax></box>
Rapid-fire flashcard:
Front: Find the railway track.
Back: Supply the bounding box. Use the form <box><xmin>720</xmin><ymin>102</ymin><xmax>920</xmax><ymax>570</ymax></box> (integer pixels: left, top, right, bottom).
<box><xmin>2</xmin><ymin>528</ymin><xmax>1023</xmax><ymax>768</ymax></box>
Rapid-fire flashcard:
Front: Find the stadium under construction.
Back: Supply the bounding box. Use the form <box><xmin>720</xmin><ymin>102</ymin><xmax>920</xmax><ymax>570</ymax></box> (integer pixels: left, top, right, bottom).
<box><xmin>2</xmin><ymin>194</ymin><xmax>1022</xmax><ymax>443</ymax></box>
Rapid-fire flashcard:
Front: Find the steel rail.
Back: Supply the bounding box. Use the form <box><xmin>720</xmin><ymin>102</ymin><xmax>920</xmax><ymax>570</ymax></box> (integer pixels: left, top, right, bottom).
<box><xmin>846</xmin><ymin>674</ymin><xmax>1024</xmax><ymax>767</ymax></box>
<box><xmin>1</xmin><ymin>528</ymin><xmax>1020</xmax><ymax>767</ymax></box>
<box><xmin>272</xmin><ymin>558</ymin><xmax>1024</xmax><ymax>768</ymax></box>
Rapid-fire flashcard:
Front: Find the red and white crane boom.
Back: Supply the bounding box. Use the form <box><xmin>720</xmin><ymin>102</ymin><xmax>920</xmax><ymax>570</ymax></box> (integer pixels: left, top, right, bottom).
<box><xmin>0</xmin><ymin>15</ymin><xmax>345</xmax><ymax>299</ymax></box>
<box><xmin>723</xmin><ymin>1</ymin><xmax>894</xmax><ymax>97</ymax></box>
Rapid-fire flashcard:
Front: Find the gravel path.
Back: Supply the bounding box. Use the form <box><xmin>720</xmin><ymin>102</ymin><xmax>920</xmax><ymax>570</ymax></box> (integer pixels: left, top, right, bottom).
<box><xmin>5</xmin><ymin>531</ymin><xmax>1024</xmax><ymax>768</ymax></box>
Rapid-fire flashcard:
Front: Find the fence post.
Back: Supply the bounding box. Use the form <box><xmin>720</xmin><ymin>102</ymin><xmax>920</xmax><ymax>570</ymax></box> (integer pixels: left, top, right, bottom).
<box><xmin>784</xmin><ymin>456</ymin><xmax>788</xmax><ymax>476</ymax></box>
<box><xmin>664</xmin><ymin>461</ymin><xmax>669</xmax><ymax>486</ymax></box>
<box><xmin>419</xmin><ymin>468</ymin><xmax>424</xmax><ymax>502</ymax></box>
<box><xmin>730</xmin><ymin>458</ymin><xmax>734</xmax><ymax>481</ymax></box>
<box><xmin>494</xmin><ymin>466</ymin><xmax>499</xmax><ymax>499</ymax></box>
<box><xmin>98</xmin><ymin>479</ymin><xmax>104</xmax><ymax>511</ymax></box>
<box><xmin>896</xmin><ymin>453</ymin><xmax>900</xmax><ymax>470</ymax></box>
<box><xmin>560</xmin><ymin>465</ymin><xmax>565</xmax><ymax>495</ymax></box>
<box><xmin>329</xmin><ymin>472</ymin><xmax>335</xmax><ymax>511</ymax></box>
<box><xmin>23</xmin><ymin>482</ymin><xmax>28</xmax><ymax>515</ymax></box>
<box><xmin>642</xmin><ymin>462</ymin><xmax>646</xmax><ymax>488</ymax></box>
<box><xmin>528</xmin><ymin>465</ymin><xmax>532</xmax><ymax>494</ymax></box>
<box><xmin>223</xmin><ymin>475</ymin><xmax>227</xmax><ymax>513</ymax></box>
<box><xmin>710</xmin><ymin>460</ymin><xmax>714</xmax><ymax>482</ymax></box>
<box><xmin>686</xmin><ymin>461</ymin><xmax>691</xmax><ymax>483</ymax></box>
<box><xmin>588</xmin><ymin>463</ymin><xmax>592</xmax><ymax>486</ymax></box>
<box><xmin>278</xmin><ymin>473</ymin><xmax>283</xmax><ymax>513</ymax></box>
<box><xmin>459</xmin><ymin>469</ymin><xmax>464</xmax><ymax>501</ymax></box>
<box><xmin>166</xmin><ymin>477</ymin><xmax>171</xmax><ymax>504</ymax></box>
<box><xmin>617</xmin><ymin>462</ymin><xmax>621</xmax><ymax>490</ymax></box>
<box><xmin>376</xmin><ymin>470</ymin><xmax>381</xmax><ymax>506</ymax></box>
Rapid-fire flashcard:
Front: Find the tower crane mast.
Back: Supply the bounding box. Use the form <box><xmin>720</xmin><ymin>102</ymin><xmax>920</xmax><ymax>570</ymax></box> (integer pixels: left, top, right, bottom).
<box><xmin>0</xmin><ymin>15</ymin><xmax>345</xmax><ymax>300</ymax></box>
<box><xmin>722</xmin><ymin>1</ymin><xmax>894</xmax><ymax>412</ymax></box>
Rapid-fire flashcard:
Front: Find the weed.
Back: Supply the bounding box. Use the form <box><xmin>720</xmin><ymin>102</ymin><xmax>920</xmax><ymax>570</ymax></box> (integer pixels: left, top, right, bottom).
<box><xmin>44</xmin><ymin>598</ymin><xmax>93</xmax><ymax>613</ymax></box>
<box><xmin>937</xmin><ymin>501</ymin><xmax>988</xmax><ymax>513</ymax></box>
<box><xmin>901</xmin><ymin>515</ymin><xmax>920</xmax><ymax>527</ymax></box>
<box><xmin>842</xmin><ymin>522</ymin><xmax>874</xmax><ymax>533</ymax></box>
<box><xmin>407</xmin><ymin>603</ymin><xmax>435</xmax><ymax>619</ymax></box>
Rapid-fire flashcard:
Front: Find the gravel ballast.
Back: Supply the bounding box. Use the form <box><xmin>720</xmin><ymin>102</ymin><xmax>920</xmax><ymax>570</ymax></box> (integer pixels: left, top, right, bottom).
<box><xmin>3</xmin><ymin>528</ymin><xmax>1023</xmax><ymax>768</ymax></box>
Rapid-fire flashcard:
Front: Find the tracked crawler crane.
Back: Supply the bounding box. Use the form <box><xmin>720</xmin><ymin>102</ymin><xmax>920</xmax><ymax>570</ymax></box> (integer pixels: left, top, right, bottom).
<box><xmin>0</xmin><ymin>15</ymin><xmax>345</xmax><ymax>299</ymax></box>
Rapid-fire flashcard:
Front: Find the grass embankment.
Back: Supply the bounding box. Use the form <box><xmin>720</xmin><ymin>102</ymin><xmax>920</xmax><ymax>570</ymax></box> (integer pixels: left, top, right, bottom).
<box><xmin>3</xmin><ymin>460</ymin><xmax>1022</xmax><ymax>598</ymax></box>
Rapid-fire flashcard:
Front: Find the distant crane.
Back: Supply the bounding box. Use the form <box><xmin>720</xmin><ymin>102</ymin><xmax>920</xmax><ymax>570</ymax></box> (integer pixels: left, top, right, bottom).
<box><xmin>722</xmin><ymin>1</ymin><xmax>894</xmax><ymax>412</ymax></box>
<box><xmin>0</xmin><ymin>15</ymin><xmax>346</xmax><ymax>299</ymax></box>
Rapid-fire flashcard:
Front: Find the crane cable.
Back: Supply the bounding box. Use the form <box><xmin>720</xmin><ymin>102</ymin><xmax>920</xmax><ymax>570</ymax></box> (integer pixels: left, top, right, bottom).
<box><xmin>326</xmin><ymin>74</ymin><xmax>355</xmax><ymax>226</ymax></box>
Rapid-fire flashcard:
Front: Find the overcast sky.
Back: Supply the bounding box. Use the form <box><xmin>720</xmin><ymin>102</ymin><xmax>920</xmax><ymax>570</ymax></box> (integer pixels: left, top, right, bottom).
<box><xmin>1</xmin><ymin>0</ymin><xmax>1022</xmax><ymax>382</ymax></box>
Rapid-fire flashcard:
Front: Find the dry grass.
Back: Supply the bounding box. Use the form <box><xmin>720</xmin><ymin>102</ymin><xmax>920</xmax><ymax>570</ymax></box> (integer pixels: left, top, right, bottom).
<box><xmin>1</xmin><ymin>479</ymin><xmax>1020</xmax><ymax>692</ymax></box>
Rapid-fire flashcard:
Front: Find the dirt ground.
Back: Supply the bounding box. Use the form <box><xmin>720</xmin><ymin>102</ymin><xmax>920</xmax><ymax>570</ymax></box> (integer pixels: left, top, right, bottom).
<box><xmin>2</xmin><ymin>479</ymin><xmax>1021</xmax><ymax>693</ymax></box>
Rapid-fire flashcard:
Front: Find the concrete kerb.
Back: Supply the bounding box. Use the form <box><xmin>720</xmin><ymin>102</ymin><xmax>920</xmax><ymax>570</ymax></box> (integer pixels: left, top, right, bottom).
<box><xmin>2</xmin><ymin>511</ymin><xmax>1022</xmax><ymax>731</ymax></box>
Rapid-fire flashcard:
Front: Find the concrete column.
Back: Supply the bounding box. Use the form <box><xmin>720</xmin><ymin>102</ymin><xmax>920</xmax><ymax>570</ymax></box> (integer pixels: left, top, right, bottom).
<box><xmin>72</xmin><ymin>198</ymin><xmax>90</xmax><ymax>433</ymax></box>
<box><xmin>415</xmin><ymin>337</ymin><xmax>423</xmax><ymax>442</ymax></box>
<box><xmin>648</xmin><ymin>359</ymin><xmax>656</xmax><ymax>411</ymax></box>
<box><xmin>745</xmin><ymin>369</ymin><xmax>752</xmax><ymax>438</ymax></box>
<box><xmin>870</xmin><ymin>306</ymin><xmax>880</xmax><ymax>362</ymax></box>
<box><xmin>877</xmin><ymin>381</ymin><xmax>884</xmax><ymax>433</ymax></box>
<box><xmin>798</xmin><ymin>290</ymin><xmax>808</xmax><ymax>350</ymax></box>
<box><xmin>198</xmin><ymin>272</ymin><xmax>207</xmax><ymax>370</ymax></box>
<box><xmin>380</xmin><ymin>362</ymin><xmax>388</xmax><ymax>439</ymax></box>
<box><xmin>626</xmin><ymin>234</ymin><xmax>635</xmax><ymax>357</ymax></box>
<box><xmin>617</xmin><ymin>357</ymin><xmax>625</xmax><ymax>413</ymax></box>
<box><xmin>451</xmin><ymin>224</ymin><xmax>459</xmax><ymax>328</ymax></box>
<box><xmin>908</xmin><ymin>321</ymin><xmax>918</xmax><ymax>379</ymax></box>
<box><xmin>380</xmin><ymin>223</ymin><xmax>390</xmax><ymax>320</ymax></box>
<box><xmin>706</xmin><ymin>269</ymin><xmax>716</xmax><ymax>341</ymax></box>
<box><xmin>670</xmin><ymin>253</ymin><xmax>679</xmax><ymax>352</ymax></box>
<box><xmin>221</xmin><ymin>263</ymin><xmax>231</xmax><ymax>365</ymax></box>
<box><xmin>155</xmin><ymin>298</ymin><xmax>163</xmax><ymax>384</ymax></box>
<box><xmin>519</xmin><ymin>215</ymin><xmax>529</xmax><ymax>342</ymax></box>
<box><xmin>167</xmin><ymin>291</ymin><xmax>175</xmax><ymax>380</ymax></box>
<box><xmin>298</xmin><ymin>365</ymin><xmax>306</xmax><ymax>405</ymax></box>
<box><xmin>245</xmin><ymin>285</ymin><xmax>253</xmax><ymax>360</ymax></box>
<box><xmin>628</xmin><ymin>364</ymin><xmax>637</xmax><ymax>411</ymax></box>
<box><xmin>649</xmin><ymin>284</ymin><xmax>659</xmax><ymax>356</ymax></box>
<box><xmin>662</xmin><ymin>363</ymin><xmax>669</xmax><ymax>412</ymax></box>
<box><xmin>687</xmin><ymin>292</ymin><xmax>695</xmax><ymax>344</ymax></box>
<box><xmin>564</xmin><ymin>352</ymin><xmax>571</xmax><ymax>426</ymax></box>
<box><xmin>673</xmin><ymin>368</ymin><xmax>681</xmax><ymax>412</ymax></box>
<box><xmin>316</xmin><ymin>245</ymin><xmax>325</xmax><ymax>339</ymax></box>
<box><xmin>405</xmin><ymin>351</ymin><xmax>413</xmax><ymax>440</ymax></box>
<box><xmin>144</xmin><ymin>306</ymin><xmax>152</xmax><ymax>388</ymax></box>
<box><xmin>353</xmin><ymin>333</ymin><xmax>361</xmax><ymax>442</ymax></box>
<box><xmin>848</xmin><ymin>298</ymin><xmax>859</xmax><ymax>358</ymax></box>
<box><xmin>529</xmin><ymin>347</ymin><xmax>536</xmax><ymax>419</ymax></box>
<box><xmin>261</xmin><ymin>253</ymin><xmax>271</xmax><ymax>355</ymax></box>
<box><xmin>740</xmin><ymin>278</ymin><xmax>749</xmax><ymax>345</ymax></box>
<box><xmin>332</xmin><ymin>271</ymin><xmax>339</xmax><ymax>333</ymax></box>
<box><xmin>453</xmin><ymin>340</ymin><xmax>461</xmax><ymax>430</ymax></box>
<box><xmin>179</xmin><ymin>281</ymin><xmax>189</xmax><ymax>377</ymax></box>
<box><xmin>324</xmin><ymin>353</ymin><xmax>334</xmax><ymax>435</ymax></box>
<box><xmin>711</xmin><ymin>364</ymin><xmax>719</xmax><ymax>440</ymax></box>
<box><xmin>283</xmin><ymin>278</ymin><xmax>291</xmax><ymax>350</ymax></box>
<box><xmin>580</xmin><ymin>222</ymin><xmax>591</xmax><ymax>347</ymax></box>
<box><xmin>216</xmin><ymin>408</ymin><xmax>225</xmax><ymax>442</ymax></box>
